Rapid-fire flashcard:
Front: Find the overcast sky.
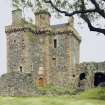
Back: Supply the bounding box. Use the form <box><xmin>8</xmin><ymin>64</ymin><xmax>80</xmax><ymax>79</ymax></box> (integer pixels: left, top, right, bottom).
<box><xmin>0</xmin><ymin>0</ymin><xmax>105</xmax><ymax>75</ymax></box>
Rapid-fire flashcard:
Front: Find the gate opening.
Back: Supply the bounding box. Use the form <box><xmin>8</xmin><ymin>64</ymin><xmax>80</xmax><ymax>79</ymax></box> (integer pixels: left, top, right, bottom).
<box><xmin>94</xmin><ymin>72</ymin><xmax>105</xmax><ymax>86</ymax></box>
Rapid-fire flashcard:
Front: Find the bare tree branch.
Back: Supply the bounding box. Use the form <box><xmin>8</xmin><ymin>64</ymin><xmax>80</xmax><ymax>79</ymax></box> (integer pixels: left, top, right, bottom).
<box><xmin>13</xmin><ymin>0</ymin><xmax>105</xmax><ymax>35</ymax></box>
<box><xmin>81</xmin><ymin>14</ymin><xmax>105</xmax><ymax>35</ymax></box>
<box><xmin>43</xmin><ymin>0</ymin><xmax>105</xmax><ymax>35</ymax></box>
<box><xmin>90</xmin><ymin>0</ymin><xmax>105</xmax><ymax>18</ymax></box>
<box><xmin>43</xmin><ymin>0</ymin><xmax>96</xmax><ymax>16</ymax></box>
<box><xmin>79</xmin><ymin>0</ymin><xmax>105</xmax><ymax>35</ymax></box>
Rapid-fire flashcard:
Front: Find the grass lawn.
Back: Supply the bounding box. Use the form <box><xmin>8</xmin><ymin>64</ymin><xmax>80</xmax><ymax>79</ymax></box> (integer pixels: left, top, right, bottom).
<box><xmin>0</xmin><ymin>96</ymin><xmax>105</xmax><ymax>105</ymax></box>
<box><xmin>0</xmin><ymin>88</ymin><xmax>105</xmax><ymax>105</ymax></box>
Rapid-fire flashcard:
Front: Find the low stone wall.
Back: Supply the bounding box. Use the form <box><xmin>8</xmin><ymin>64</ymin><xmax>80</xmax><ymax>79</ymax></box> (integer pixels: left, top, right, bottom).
<box><xmin>78</xmin><ymin>62</ymin><xmax>105</xmax><ymax>89</ymax></box>
<box><xmin>0</xmin><ymin>72</ymin><xmax>36</xmax><ymax>96</ymax></box>
<box><xmin>0</xmin><ymin>62</ymin><xmax>105</xmax><ymax>96</ymax></box>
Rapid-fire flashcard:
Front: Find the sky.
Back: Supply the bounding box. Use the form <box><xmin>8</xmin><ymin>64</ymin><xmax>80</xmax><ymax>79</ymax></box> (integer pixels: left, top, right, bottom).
<box><xmin>0</xmin><ymin>0</ymin><xmax>105</xmax><ymax>75</ymax></box>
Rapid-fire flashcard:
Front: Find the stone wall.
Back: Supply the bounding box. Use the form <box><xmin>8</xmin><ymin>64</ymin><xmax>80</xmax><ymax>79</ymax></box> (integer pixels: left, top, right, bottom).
<box><xmin>6</xmin><ymin>24</ymin><xmax>81</xmax><ymax>88</ymax></box>
<box><xmin>0</xmin><ymin>61</ymin><xmax>105</xmax><ymax>96</ymax></box>
<box><xmin>48</xmin><ymin>33</ymin><xmax>80</xmax><ymax>87</ymax></box>
<box><xmin>78</xmin><ymin>62</ymin><xmax>105</xmax><ymax>89</ymax></box>
<box><xmin>7</xmin><ymin>31</ymin><xmax>23</xmax><ymax>72</ymax></box>
<box><xmin>0</xmin><ymin>72</ymin><xmax>36</xmax><ymax>96</ymax></box>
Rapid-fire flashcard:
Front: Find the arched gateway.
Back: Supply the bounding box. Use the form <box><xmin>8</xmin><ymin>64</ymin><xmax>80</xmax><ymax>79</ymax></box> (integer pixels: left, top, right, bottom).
<box><xmin>94</xmin><ymin>72</ymin><xmax>105</xmax><ymax>87</ymax></box>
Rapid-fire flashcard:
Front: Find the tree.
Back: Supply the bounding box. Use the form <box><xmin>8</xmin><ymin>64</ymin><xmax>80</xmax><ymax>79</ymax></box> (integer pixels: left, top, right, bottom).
<box><xmin>12</xmin><ymin>0</ymin><xmax>105</xmax><ymax>35</ymax></box>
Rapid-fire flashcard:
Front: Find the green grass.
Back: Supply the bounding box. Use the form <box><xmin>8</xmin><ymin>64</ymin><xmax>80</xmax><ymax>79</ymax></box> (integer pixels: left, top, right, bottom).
<box><xmin>0</xmin><ymin>88</ymin><xmax>105</xmax><ymax>105</ymax></box>
<box><xmin>78</xmin><ymin>87</ymin><xmax>105</xmax><ymax>99</ymax></box>
<box><xmin>0</xmin><ymin>96</ymin><xmax>105</xmax><ymax>105</ymax></box>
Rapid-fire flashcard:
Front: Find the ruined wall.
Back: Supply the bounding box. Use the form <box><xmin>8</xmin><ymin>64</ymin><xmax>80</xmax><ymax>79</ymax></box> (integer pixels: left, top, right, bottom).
<box><xmin>78</xmin><ymin>62</ymin><xmax>105</xmax><ymax>89</ymax></box>
<box><xmin>0</xmin><ymin>72</ymin><xmax>36</xmax><ymax>96</ymax></box>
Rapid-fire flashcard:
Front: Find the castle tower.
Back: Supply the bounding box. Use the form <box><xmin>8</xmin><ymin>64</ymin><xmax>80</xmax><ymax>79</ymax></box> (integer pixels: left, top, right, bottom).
<box><xmin>6</xmin><ymin>9</ymin><xmax>23</xmax><ymax>73</ymax></box>
<box><xmin>5</xmin><ymin>8</ymin><xmax>81</xmax><ymax>88</ymax></box>
<box><xmin>6</xmin><ymin>9</ymin><xmax>33</xmax><ymax>73</ymax></box>
<box><xmin>35</xmin><ymin>9</ymin><xmax>51</xmax><ymax>28</ymax></box>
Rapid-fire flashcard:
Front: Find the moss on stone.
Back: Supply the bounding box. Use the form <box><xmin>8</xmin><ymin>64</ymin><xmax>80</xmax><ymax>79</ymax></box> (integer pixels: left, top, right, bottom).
<box><xmin>27</xmin><ymin>32</ymin><xmax>37</xmax><ymax>43</ymax></box>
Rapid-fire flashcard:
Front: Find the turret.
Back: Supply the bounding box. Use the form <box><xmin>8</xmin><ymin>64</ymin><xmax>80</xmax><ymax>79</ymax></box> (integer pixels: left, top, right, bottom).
<box><xmin>35</xmin><ymin>9</ymin><xmax>51</xmax><ymax>28</ymax></box>
<box><xmin>12</xmin><ymin>9</ymin><xmax>22</xmax><ymax>25</ymax></box>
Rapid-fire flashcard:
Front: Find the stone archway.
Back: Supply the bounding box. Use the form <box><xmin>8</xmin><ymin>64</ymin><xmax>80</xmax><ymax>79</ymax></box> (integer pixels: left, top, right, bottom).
<box><xmin>94</xmin><ymin>72</ymin><xmax>105</xmax><ymax>87</ymax></box>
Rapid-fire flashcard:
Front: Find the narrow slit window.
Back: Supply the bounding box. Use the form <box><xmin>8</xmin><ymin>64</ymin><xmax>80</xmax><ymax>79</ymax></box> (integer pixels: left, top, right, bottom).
<box><xmin>54</xmin><ymin>39</ymin><xmax>57</xmax><ymax>48</ymax></box>
<box><xmin>20</xmin><ymin>66</ymin><xmax>22</xmax><ymax>72</ymax></box>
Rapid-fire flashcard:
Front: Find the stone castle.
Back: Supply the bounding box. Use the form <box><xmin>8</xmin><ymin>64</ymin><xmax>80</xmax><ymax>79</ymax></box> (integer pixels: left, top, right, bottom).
<box><xmin>0</xmin><ymin>9</ymin><xmax>105</xmax><ymax>96</ymax></box>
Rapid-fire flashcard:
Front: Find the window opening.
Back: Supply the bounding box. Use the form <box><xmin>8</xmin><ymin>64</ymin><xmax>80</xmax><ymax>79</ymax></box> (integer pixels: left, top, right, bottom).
<box><xmin>54</xmin><ymin>39</ymin><xmax>57</xmax><ymax>48</ymax></box>
<box><xmin>20</xmin><ymin>66</ymin><xmax>22</xmax><ymax>72</ymax></box>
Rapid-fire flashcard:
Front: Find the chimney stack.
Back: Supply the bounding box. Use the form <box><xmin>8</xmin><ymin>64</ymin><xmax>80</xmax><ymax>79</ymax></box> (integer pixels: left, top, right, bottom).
<box><xmin>34</xmin><ymin>9</ymin><xmax>51</xmax><ymax>28</ymax></box>
<box><xmin>12</xmin><ymin>9</ymin><xmax>22</xmax><ymax>25</ymax></box>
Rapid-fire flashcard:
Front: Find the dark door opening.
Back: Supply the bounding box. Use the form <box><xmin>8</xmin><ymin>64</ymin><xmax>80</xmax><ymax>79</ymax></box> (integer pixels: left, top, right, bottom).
<box><xmin>80</xmin><ymin>73</ymin><xmax>86</xmax><ymax>80</ymax></box>
<box><xmin>78</xmin><ymin>73</ymin><xmax>86</xmax><ymax>89</ymax></box>
<box><xmin>94</xmin><ymin>72</ymin><xmax>105</xmax><ymax>86</ymax></box>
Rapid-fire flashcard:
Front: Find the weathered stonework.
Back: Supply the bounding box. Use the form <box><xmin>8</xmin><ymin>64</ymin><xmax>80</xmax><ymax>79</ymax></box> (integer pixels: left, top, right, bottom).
<box><xmin>0</xmin><ymin>72</ymin><xmax>36</xmax><ymax>96</ymax></box>
<box><xmin>5</xmin><ymin>9</ymin><xmax>81</xmax><ymax>88</ymax></box>
<box><xmin>77</xmin><ymin>62</ymin><xmax>105</xmax><ymax>89</ymax></box>
<box><xmin>0</xmin><ymin>9</ymin><xmax>105</xmax><ymax>96</ymax></box>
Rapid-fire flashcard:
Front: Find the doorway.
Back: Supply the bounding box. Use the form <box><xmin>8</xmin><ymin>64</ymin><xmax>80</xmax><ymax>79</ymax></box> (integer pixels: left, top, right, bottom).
<box><xmin>78</xmin><ymin>73</ymin><xmax>86</xmax><ymax>89</ymax></box>
<box><xmin>38</xmin><ymin>78</ymin><xmax>44</xmax><ymax>87</ymax></box>
<box><xmin>94</xmin><ymin>72</ymin><xmax>105</xmax><ymax>86</ymax></box>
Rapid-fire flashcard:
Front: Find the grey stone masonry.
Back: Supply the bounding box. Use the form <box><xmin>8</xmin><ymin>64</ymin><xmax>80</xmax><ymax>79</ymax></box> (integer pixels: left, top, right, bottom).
<box><xmin>5</xmin><ymin>9</ymin><xmax>81</xmax><ymax>89</ymax></box>
<box><xmin>1</xmin><ymin>9</ymin><xmax>105</xmax><ymax>96</ymax></box>
<box><xmin>0</xmin><ymin>72</ymin><xmax>36</xmax><ymax>96</ymax></box>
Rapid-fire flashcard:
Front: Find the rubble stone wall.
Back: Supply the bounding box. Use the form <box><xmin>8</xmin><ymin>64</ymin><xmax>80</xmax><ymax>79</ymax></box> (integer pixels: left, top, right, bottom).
<box><xmin>78</xmin><ymin>62</ymin><xmax>105</xmax><ymax>89</ymax></box>
<box><xmin>0</xmin><ymin>72</ymin><xmax>36</xmax><ymax>96</ymax></box>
